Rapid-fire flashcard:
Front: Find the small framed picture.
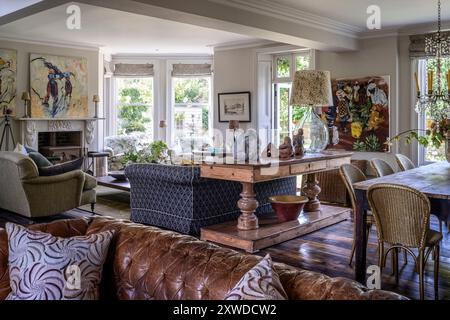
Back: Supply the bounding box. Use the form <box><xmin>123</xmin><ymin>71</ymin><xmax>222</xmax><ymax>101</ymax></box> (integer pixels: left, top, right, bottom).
<box><xmin>218</xmin><ymin>91</ymin><xmax>251</xmax><ymax>122</ymax></box>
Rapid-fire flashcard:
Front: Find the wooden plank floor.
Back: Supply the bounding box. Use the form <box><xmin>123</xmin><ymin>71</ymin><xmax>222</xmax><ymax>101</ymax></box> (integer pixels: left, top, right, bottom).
<box><xmin>258</xmin><ymin>215</ymin><xmax>450</xmax><ymax>300</ymax></box>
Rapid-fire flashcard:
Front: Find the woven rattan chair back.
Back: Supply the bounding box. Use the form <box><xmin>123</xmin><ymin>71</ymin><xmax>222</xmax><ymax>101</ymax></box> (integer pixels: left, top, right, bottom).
<box><xmin>339</xmin><ymin>164</ymin><xmax>367</xmax><ymax>214</ymax></box>
<box><xmin>395</xmin><ymin>154</ymin><xmax>416</xmax><ymax>171</ymax></box>
<box><xmin>370</xmin><ymin>159</ymin><xmax>395</xmax><ymax>177</ymax></box>
<box><xmin>368</xmin><ymin>183</ymin><xmax>431</xmax><ymax>248</ymax></box>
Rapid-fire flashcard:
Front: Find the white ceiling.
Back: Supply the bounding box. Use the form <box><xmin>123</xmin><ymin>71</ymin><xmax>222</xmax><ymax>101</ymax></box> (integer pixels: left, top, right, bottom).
<box><xmin>0</xmin><ymin>0</ymin><xmax>42</xmax><ymax>17</ymax></box>
<box><xmin>1</xmin><ymin>0</ymin><xmax>449</xmax><ymax>54</ymax></box>
<box><xmin>270</xmin><ymin>0</ymin><xmax>450</xmax><ymax>30</ymax></box>
<box><xmin>0</xmin><ymin>3</ymin><xmax>255</xmax><ymax>54</ymax></box>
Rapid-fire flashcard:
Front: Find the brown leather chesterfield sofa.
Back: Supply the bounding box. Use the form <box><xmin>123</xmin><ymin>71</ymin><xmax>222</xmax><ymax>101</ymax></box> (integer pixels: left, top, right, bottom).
<box><xmin>0</xmin><ymin>217</ymin><xmax>405</xmax><ymax>300</ymax></box>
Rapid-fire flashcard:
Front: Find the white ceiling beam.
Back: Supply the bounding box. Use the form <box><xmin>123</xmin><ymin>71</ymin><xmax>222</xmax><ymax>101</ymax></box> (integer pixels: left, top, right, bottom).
<box><xmin>0</xmin><ymin>0</ymin><xmax>359</xmax><ymax>51</ymax></box>
<box><xmin>0</xmin><ymin>0</ymin><xmax>70</xmax><ymax>25</ymax></box>
<box><xmin>74</xmin><ymin>0</ymin><xmax>359</xmax><ymax>51</ymax></box>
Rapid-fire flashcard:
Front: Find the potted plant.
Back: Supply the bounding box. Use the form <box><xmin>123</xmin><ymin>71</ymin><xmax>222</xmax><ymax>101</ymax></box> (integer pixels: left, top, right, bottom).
<box><xmin>121</xmin><ymin>140</ymin><xmax>170</xmax><ymax>166</ymax></box>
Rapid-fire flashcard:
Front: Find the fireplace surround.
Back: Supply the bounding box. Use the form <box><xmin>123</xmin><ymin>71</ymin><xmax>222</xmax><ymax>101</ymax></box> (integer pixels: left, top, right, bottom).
<box><xmin>38</xmin><ymin>131</ymin><xmax>83</xmax><ymax>163</ymax></box>
<box><xmin>17</xmin><ymin>118</ymin><xmax>98</xmax><ymax>162</ymax></box>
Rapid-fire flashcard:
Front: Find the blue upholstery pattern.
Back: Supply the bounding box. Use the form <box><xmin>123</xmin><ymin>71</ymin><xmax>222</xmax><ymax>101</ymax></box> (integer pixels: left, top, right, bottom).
<box><xmin>125</xmin><ymin>164</ymin><xmax>297</xmax><ymax>235</ymax></box>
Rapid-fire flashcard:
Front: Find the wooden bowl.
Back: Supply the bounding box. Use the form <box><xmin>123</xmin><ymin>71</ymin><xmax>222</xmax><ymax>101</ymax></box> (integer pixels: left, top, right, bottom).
<box><xmin>268</xmin><ymin>195</ymin><xmax>308</xmax><ymax>222</ymax></box>
<box><xmin>109</xmin><ymin>171</ymin><xmax>127</xmax><ymax>181</ymax></box>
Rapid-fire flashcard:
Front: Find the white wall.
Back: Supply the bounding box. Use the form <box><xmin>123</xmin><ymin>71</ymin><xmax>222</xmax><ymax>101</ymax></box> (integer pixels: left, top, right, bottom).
<box><xmin>0</xmin><ymin>39</ymin><xmax>103</xmax><ymax>150</ymax></box>
<box><xmin>213</xmin><ymin>48</ymin><xmax>257</xmax><ymax>134</ymax></box>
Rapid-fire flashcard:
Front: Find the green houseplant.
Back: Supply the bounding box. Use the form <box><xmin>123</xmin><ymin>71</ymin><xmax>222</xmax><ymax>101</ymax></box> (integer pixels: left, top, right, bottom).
<box><xmin>388</xmin><ymin>118</ymin><xmax>450</xmax><ymax>162</ymax></box>
<box><xmin>121</xmin><ymin>140</ymin><xmax>170</xmax><ymax>166</ymax></box>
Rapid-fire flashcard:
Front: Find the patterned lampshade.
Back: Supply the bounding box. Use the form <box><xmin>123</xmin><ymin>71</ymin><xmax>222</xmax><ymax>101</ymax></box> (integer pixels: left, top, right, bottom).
<box><xmin>290</xmin><ymin>70</ymin><xmax>333</xmax><ymax>106</ymax></box>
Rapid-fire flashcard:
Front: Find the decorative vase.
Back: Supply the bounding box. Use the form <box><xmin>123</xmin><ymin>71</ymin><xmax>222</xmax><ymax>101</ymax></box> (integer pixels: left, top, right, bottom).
<box><xmin>296</xmin><ymin>107</ymin><xmax>329</xmax><ymax>153</ymax></box>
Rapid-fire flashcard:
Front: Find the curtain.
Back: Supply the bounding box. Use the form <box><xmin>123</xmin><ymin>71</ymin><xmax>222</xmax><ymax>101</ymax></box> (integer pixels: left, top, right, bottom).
<box><xmin>114</xmin><ymin>63</ymin><xmax>154</xmax><ymax>76</ymax></box>
<box><xmin>171</xmin><ymin>63</ymin><xmax>212</xmax><ymax>77</ymax></box>
<box><xmin>410</xmin><ymin>32</ymin><xmax>450</xmax><ymax>58</ymax></box>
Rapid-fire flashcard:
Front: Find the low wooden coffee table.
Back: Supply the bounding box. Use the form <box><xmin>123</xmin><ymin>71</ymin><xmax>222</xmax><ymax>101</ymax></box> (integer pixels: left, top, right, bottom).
<box><xmin>96</xmin><ymin>176</ymin><xmax>130</xmax><ymax>192</ymax></box>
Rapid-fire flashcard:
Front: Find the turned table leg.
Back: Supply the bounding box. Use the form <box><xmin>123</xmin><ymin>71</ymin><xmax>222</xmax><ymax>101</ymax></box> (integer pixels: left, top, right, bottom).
<box><xmin>302</xmin><ymin>173</ymin><xmax>321</xmax><ymax>212</ymax></box>
<box><xmin>237</xmin><ymin>182</ymin><xmax>259</xmax><ymax>230</ymax></box>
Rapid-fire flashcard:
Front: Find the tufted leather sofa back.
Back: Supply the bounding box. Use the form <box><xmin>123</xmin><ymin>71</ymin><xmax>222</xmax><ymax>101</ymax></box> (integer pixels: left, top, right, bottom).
<box><xmin>0</xmin><ymin>217</ymin><xmax>406</xmax><ymax>300</ymax></box>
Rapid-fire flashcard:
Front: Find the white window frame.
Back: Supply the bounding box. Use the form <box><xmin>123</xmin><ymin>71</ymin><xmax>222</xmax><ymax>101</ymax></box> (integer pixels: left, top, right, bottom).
<box><xmin>416</xmin><ymin>59</ymin><xmax>428</xmax><ymax>165</ymax></box>
<box><xmin>271</xmin><ymin>49</ymin><xmax>315</xmax><ymax>144</ymax></box>
<box><xmin>416</xmin><ymin>58</ymin><xmax>449</xmax><ymax>165</ymax></box>
<box><xmin>272</xmin><ymin>49</ymin><xmax>315</xmax><ymax>83</ymax></box>
<box><xmin>106</xmin><ymin>58</ymin><xmax>160</xmax><ymax>140</ymax></box>
<box><xmin>170</xmin><ymin>76</ymin><xmax>212</xmax><ymax>146</ymax></box>
<box><xmin>111</xmin><ymin>76</ymin><xmax>155</xmax><ymax>138</ymax></box>
<box><xmin>167</xmin><ymin>59</ymin><xmax>213</xmax><ymax>147</ymax></box>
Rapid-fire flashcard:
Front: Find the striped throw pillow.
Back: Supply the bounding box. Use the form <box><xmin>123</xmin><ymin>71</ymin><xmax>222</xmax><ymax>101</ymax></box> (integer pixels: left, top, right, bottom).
<box><xmin>5</xmin><ymin>223</ymin><xmax>114</xmax><ymax>300</ymax></box>
<box><xmin>224</xmin><ymin>254</ymin><xmax>288</xmax><ymax>300</ymax></box>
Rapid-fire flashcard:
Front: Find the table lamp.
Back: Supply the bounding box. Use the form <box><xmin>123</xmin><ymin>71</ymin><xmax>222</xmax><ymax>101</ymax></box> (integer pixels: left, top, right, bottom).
<box><xmin>290</xmin><ymin>70</ymin><xmax>333</xmax><ymax>153</ymax></box>
<box><xmin>21</xmin><ymin>92</ymin><xmax>31</xmax><ymax>118</ymax></box>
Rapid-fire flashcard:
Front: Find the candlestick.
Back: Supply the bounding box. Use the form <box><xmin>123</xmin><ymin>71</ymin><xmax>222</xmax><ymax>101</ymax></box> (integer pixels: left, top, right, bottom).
<box><xmin>92</xmin><ymin>94</ymin><xmax>100</xmax><ymax>118</ymax></box>
<box><xmin>428</xmin><ymin>71</ymin><xmax>434</xmax><ymax>93</ymax></box>
<box><xmin>414</xmin><ymin>72</ymin><xmax>420</xmax><ymax>94</ymax></box>
<box><xmin>447</xmin><ymin>69</ymin><xmax>450</xmax><ymax>91</ymax></box>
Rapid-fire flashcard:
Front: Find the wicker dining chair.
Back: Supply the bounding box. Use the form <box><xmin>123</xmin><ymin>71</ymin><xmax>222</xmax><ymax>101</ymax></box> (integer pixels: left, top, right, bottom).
<box><xmin>339</xmin><ymin>164</ymin><xmax>374</xmax><ymax>265</ymax></box>
<box><xmin>370</xmin><ymin>158</ymin><xmax>395</xmax><ymax>177</ymax></box>
<box><xmin>395</xmin><ymin>153</ymin><xmax>448</xmax><ymax>233</ymax></box>
<box><xmin>368</xmin><ymin>183</ymin><xmax>442</xmax><ymax>300</ymax></box>
<box><xmin>395</xmin><ymin>154</ymin><xmax>416</xmax><ymax>171</ymax></box>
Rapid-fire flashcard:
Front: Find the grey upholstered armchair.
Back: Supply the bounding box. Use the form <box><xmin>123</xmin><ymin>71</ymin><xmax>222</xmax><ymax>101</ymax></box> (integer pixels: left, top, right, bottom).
<box><xmin>0</xmin><ymin>152</ymin><xmax>96</xmax><ymax>218</ymax></box>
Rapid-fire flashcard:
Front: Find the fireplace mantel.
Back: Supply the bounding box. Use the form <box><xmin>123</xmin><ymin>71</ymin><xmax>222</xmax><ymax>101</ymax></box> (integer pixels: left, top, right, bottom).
<box><xmin>17</xmin><ymin>118</ymin><xmax>104</xmax><ymax>151</ymax></box>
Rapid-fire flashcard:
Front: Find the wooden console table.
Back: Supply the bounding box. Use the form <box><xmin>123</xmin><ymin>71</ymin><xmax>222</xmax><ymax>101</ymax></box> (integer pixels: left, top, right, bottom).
<box><xmin>200</xmin><ymin>151</ymin><xmax>352</xmax><ymax>251</ymax></box>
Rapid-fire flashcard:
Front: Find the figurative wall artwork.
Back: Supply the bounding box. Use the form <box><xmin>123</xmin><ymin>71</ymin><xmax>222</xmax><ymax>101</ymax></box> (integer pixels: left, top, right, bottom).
<box><xmin>0</xmin><ymin>49</ymin><xmax>17</xmax><ymax>113</ymax></box>
<box><xmin>30</xmin><ymin>54</ymin><xmax>88</xmax><ymax>118</ymax></box>
<box><xmin>322</xmin><ymin>76</ymin><xmax>390</xmax><ymax>152</ymax></box>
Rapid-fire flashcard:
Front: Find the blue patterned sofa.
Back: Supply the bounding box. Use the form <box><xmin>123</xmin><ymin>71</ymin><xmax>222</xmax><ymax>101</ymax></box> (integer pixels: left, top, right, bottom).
<box><xmin>125</xmin><ymin>164</ymin><xmax>297</xmax><ymax>235</ymax></box>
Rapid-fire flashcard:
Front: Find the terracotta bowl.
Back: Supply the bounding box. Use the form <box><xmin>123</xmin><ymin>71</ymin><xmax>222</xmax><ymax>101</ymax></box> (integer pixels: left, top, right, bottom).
<box><xmin>268</xmin><ymin>195</ymin><xmax>308</xmax><ymax>222</ymax></box>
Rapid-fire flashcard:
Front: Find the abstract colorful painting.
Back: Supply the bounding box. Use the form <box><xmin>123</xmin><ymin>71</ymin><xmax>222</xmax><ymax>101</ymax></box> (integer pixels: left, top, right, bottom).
<box><xmin>30</xmin><ymin>54</ymin><xmax>88</xmax><ymax>118</ymax></box>
<box><xmin>322</xmin><ymin>76</ymin><xmax>390</xmax><ymax>152</ymax></box>
<box><xmin>0</xmin><ymin>49</ymin><xmax>17</xmax><ymax>113</ymax></box>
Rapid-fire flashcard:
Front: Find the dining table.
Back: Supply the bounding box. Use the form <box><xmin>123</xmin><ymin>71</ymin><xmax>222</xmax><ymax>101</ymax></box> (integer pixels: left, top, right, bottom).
<box><xmin>352</xmin><ymin>161</ymin><xmax>450</xmax><ymax>283</ymax></box>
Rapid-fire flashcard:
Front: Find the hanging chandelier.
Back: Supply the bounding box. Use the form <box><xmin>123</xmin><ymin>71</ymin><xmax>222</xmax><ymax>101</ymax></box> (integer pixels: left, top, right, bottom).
<box><xmin>414</xmin><ymin>0</ymin><xmax>450</xmax><ymax>120</ymax></box>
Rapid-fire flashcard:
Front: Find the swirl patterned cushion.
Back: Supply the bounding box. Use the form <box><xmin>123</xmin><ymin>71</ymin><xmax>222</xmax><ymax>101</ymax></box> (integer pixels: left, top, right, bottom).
<box><xmin>224</xmin><ymin>255</ymin><xmax>288</xmax><ymax>300</ymax></box>
<box><xmin>5</xmin><ymin>223</ymin><xmax>114</xmax><ymax>300</ymax></box>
